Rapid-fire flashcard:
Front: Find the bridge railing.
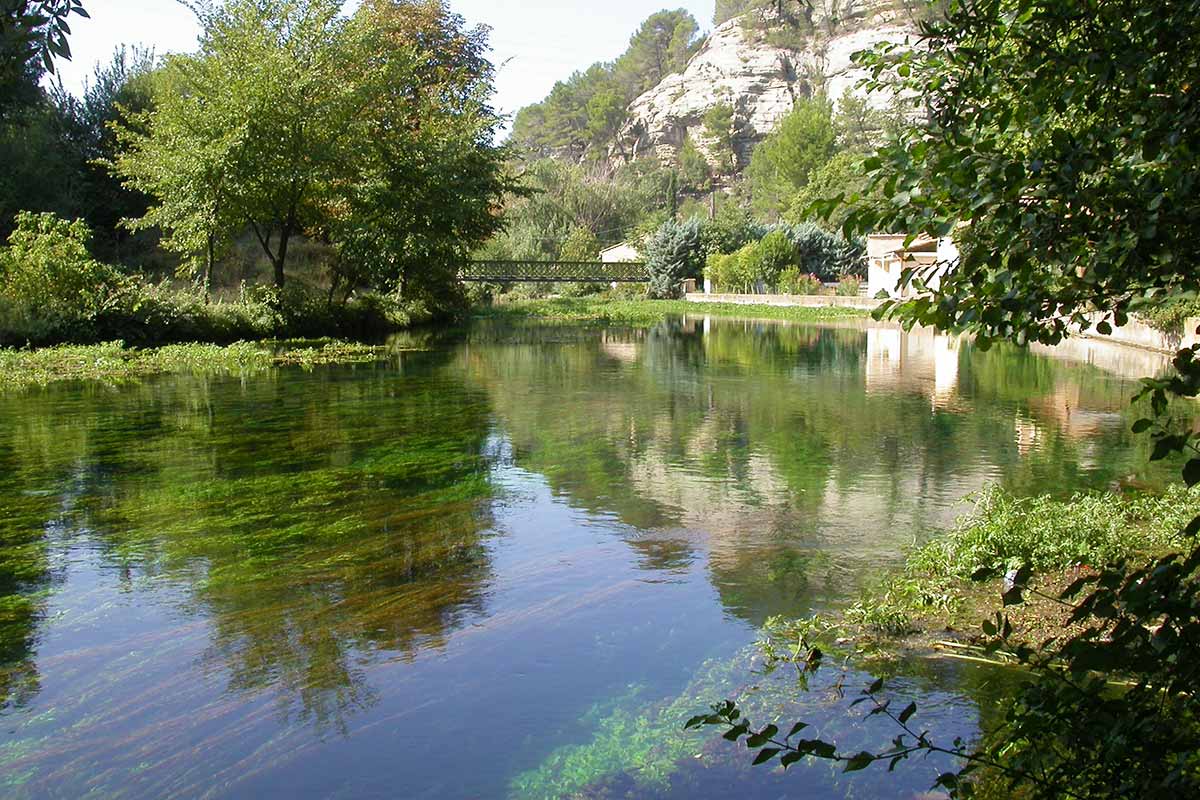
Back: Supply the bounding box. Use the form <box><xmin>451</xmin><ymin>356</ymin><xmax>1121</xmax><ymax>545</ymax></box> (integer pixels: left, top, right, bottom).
<box><xmin>460</xmin><ymin>260</ymin><xmax>647</xmax><ymax>283</ymax></box>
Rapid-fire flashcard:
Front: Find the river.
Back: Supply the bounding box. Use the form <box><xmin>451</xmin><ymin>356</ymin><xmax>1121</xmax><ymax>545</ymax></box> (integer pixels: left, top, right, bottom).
<box><xmin>0</xmin><ymin>315</ymin><xmax>1180</xmax><ymax>798</ymax></box>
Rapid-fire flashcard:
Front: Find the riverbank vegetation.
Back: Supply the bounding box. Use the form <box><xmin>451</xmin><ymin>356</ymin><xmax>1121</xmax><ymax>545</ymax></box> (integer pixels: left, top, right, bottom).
<box><xmin>0</xmin><ymin>211</ymin><xmax>423</xmax><ymax>347</ymax></box>
<box><xmin>842</xmin><ymin>485</ymin><xmax>1200</xmax><ymax>642</ymax></box>
<box><xmin>1</xmin><ymin>0</ymin><xmax>512</xmax><ymax>349</ymax></box>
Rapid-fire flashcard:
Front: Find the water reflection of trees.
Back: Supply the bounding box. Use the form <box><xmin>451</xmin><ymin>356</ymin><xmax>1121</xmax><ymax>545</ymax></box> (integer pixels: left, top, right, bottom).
<box><xmin>464</xmin><ymin>318</ymin><xmax>1178</xmax><ymax>626</ymax></box>
<box><xmin>0</xmin><ymin>353</ymin><xmax>499</xmax><ymax>727</ymax></box>
<box><xmin>0</xmin><ymin>412</ymin><xmax>97</xmax><ymax>711</ymax></box>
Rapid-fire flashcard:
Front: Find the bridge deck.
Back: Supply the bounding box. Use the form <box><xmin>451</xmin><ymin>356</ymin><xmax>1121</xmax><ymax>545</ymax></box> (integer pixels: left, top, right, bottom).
<box><xmin>460</xmin><ymin>260</ymin><xmax>646</xmax><ymax>283</ymax></box>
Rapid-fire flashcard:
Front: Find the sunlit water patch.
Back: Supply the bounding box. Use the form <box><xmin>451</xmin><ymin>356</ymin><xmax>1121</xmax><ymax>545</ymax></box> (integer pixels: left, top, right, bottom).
<box><xmin>0</xmin><ymin>318</ymin><xmax>1183</xmax><ymax>798</ymax></box>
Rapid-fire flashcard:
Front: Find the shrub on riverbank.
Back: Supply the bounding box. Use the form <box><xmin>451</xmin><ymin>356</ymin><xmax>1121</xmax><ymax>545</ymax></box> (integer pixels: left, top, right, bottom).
<box><xmin>0</xmin><ymin>279</ymin><xmax>422</xmax><ymax>348</ymax></box>
<box><xmin>0</xmin><ymin>212</ymin><xmax>428</xmax><ymax>347</ymax></box>
<box><xmin>776</xmin><ymin>267</ymin><xmax>824</xmax><ymax>295</ymax></box>
<box><xmin>1136</xmin><ymin>295</ymin><xmax>1200</xmax><ymax>335</ymax></box>
<box><xmin>847</xmin><ymin>484</ymin><xmax>1200</xmax><ymax>636</ymax></box>
<box><xmin>701</xmin><ymin>222</ymin><xmax>863</xmax><ymax>294</ymax></box>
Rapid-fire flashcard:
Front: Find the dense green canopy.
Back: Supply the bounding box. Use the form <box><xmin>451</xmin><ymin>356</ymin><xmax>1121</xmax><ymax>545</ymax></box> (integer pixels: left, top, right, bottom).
<box><xmin>112</xmin><ymin>0</ymin><xmax>514</xmax><ymax>303</ymax></box>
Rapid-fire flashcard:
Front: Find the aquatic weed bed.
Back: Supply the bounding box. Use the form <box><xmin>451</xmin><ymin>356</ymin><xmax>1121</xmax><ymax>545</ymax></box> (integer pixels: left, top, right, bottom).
<box><xmin>0</xmin><ymin>339</ymin><xmax>390</xmax><ymax>389</ymax></box>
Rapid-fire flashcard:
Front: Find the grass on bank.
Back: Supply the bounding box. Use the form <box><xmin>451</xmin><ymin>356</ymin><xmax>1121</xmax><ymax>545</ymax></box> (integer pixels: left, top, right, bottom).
<box><xmin>841</xmin><ymin>484</ymin><xmax>1200</xmax><ymax>642</ymax></box>
<box><xmin>0</xmin><ymin>339</ymin><xmax>391</xmax><ymax>390</ymax></box>
<box><xmin>475</xmin><ymin>296</ymin><xmax>870</xmax><ymax>326</ymax></box>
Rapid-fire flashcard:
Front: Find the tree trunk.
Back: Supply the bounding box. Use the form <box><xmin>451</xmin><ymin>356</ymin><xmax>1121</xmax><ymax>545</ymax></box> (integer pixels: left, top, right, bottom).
<box><xmin>273</xmin><ymin>227</ymin><xmax>290</xmax><ymax>288</ymax></box>
<box><xmin>204</xmin><ymin>234</ymin><xmax>215</xmax><ymax>302</ymax></box>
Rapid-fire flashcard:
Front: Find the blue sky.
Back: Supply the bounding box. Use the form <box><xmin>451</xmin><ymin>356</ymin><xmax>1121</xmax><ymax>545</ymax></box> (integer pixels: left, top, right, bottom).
<box><xmin>57</xmin><ymin>0</ymin><xmax>717</xmax><ymax>119</ymax></box>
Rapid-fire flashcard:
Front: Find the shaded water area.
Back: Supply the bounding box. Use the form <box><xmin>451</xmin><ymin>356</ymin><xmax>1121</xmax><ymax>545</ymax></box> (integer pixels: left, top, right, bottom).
<box><xmin>0</xmin><ymin>316</ymin><xmax>1185</xmax><ymax>798</ymax></box>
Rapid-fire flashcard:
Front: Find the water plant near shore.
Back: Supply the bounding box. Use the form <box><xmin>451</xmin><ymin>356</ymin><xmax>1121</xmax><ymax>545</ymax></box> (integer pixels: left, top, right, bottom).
<box><xmin>845</xmin><ymin>484</ymin><xmax>1200</xmax><ymax>636</ymax></box>
<box><xmin>0</xmin><ymin>339</ymin><xmax>391</xmax><ymax>390</ymax></box>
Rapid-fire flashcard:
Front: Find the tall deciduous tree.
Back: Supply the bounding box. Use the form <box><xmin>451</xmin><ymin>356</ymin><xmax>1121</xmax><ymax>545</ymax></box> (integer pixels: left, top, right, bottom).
<box><xmin>325</xmin><ymin>0</ymin><xmax>513</xmax><ymax>307</ymax></box>
<box><xmin>115</xmin><ymin>0</ymin><xmax>356</xmax><ymax>289</ymax></box>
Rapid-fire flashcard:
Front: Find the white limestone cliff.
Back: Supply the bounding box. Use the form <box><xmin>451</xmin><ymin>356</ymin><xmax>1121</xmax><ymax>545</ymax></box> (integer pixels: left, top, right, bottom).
<box><xmin>613</xmin><ymin>5</ymin><xmax>918</xmax><ymax>170</ymax></box>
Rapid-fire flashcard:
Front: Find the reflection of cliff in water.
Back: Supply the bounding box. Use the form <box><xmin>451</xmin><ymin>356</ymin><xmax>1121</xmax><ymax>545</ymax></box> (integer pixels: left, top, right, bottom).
<box><xmin>0</xmin><ymin>353</ymin><xmax>500</xmax><ymax>728</ymax></box>
<box><xmin>464</xmin><ymin>317</ymin><xmax>1173</xmax><ymax>624</ymax></box>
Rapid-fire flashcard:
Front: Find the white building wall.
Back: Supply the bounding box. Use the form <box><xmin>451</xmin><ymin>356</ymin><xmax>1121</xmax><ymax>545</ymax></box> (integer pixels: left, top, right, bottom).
<box><xmin>599</xmin><ymin>243</ymin><xmax>642</xmax><ymax>263</ymax></box>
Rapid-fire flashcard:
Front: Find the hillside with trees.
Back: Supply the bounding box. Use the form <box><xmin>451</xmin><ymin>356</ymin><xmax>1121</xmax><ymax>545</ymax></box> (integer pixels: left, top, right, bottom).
<box><xmin>488</xmin><ymin>1</ymin><xmax>918</xmax><ymax>296</ymax></box>
<box><xmin>510</xmin><ymin>10</ymin><xmax>702</xmax><ymax>162</ymax></box>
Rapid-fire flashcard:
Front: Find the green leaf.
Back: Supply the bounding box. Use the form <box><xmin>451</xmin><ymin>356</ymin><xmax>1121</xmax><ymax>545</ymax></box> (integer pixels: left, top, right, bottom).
<box><xmin>752</xmin><ymin>748</ymin><xmax>782</xmax><ymax>765</ymax></box>
<box><xmin>843</xmin><ymin>752</ymin><xmax>875</xmax><ymax>772</ymax></box>
<box><xmin>1184</xmin><ymin>458</ymin><xmax>1200</xmax><ymax>487</ymax></box>
<box><xmin>897</xmin><ymin>702</ymin><xmax>917</xmax><ymax>724</ymax></box>
<box><xmin>1151</xmin><ymin>437</ymin><xmax>1178</xmax><ymax>462</ymax></box>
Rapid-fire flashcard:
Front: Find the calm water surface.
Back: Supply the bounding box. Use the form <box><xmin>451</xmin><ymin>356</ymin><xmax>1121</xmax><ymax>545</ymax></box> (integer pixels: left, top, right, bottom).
<box><xmin>0</xmin><ymin>317</ymin><xmax>1180</xmax><ymax>798</ymax></box>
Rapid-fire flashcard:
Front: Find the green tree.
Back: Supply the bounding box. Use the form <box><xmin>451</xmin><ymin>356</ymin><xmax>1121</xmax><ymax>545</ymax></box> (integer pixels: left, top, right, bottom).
<box><xmin>613</xmin><ymin>9</ymin><xmax>699</xmax><ymax>95</ymax></box>
<box><xmin>702</xmin><ymin>101</ymin><xmax>737</xmax><ymax>176</ymax></box>
<box><xmin>114</xmin><ymin>0</ymin><xmax>509</xmax><ymax>307</ymax></box>
<box><xmin>645</xmin><ymin>217</ymin><xmax>703</xmax><ymax>298</ymax></box>
<box><xmin>848</xmin><ymin>0</ymin><xmax>1200</xmax><ymax>347</ymax></box>
<box><xmin>0</xmin><ymin>102</ymin><xmax>81</xmax><ymax>234</ymax></box>
<box><xmin>54</xmin><ymin>47</ymin><xmax>156</xmax><ymax>262</ymax></box>
<box><xmin>585</xmin><ymin>87</ymin><xmax>627</xmax><ymax>157</ymax></box>
<box><xmin>0</xmin><ymin>44</ymin><xmax>151</xmax><ymax>254</ymax></box>
<box><xmin>831</xmin><ymin>87</ymin><xmax>883</xmax><ymax>152</ymax></box>
<box><xmin>558</xmin><ymin>226</ymin><xmax>600</xmax><ymax>262</ymax></box>
<box><xmin>324</xmin><ymin>0</ymin><xmax>512</xmax><ymax>308</ymax></box>
<box><xmin>676</xmin><ymin>135</ymin><xmax>711</xmax><ymax>194</ymax></box>
<box><xmin>746</xmin><ymin>95</ymin><xmax>836</xmax><ymax>216</ymax></box>
<box><xmin>116</xmin><ymin>0</ymin><xmax>357</xmax><ymax>289</ymax></box>
<box><xmin>483</xmin><ymin>159</ymin><xmax>647</xmax><ymax>262</ymax></box>
<box><xmin>785</xmin><ymin>150</ymin><xmax>870</xmax><ymax>230</ymax></box>
<box><xmin>713</xmin><ymin>0</ymin><xmax>757</xmax><ymax>25</ymax></box>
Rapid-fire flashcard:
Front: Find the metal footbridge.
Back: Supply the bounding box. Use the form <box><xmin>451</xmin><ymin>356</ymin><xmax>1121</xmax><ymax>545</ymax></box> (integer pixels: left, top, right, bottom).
<box><xmin>460</xmin><ymin>260</ymin><xmax>646</xmax><ymax>283</ymax></box>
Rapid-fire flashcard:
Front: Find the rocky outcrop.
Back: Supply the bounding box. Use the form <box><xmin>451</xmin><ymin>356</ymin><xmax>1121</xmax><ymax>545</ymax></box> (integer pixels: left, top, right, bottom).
<box><xmin>613</xmin><ymin>3</ymin><xmax>917</xmax><ymax>171</ymax></box>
